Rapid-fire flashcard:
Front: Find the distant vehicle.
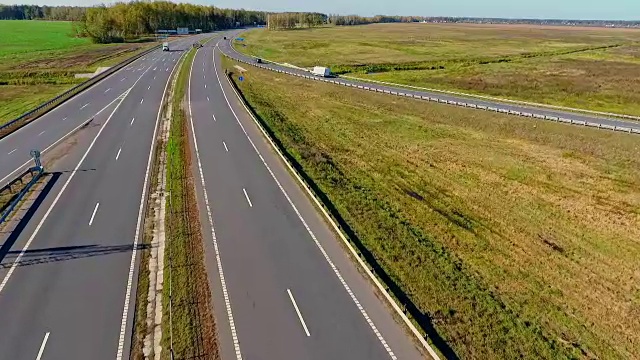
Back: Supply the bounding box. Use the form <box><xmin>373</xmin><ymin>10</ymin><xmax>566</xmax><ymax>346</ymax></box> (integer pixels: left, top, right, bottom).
<box><xmin>256</xmin><ymin>58</ymin><xmax>262</xmax><ymax>63</ymax></box>
<box><xmin>223</xmin><ymin>36</ymin><xmax>227</xmax><ymax>40</ymax></box>
<box><xmin>192</xmin><ymin>42</ymin><xmax>202</xmax><ymax>48</ymax></box>
<box><xmin>312</xmin><ymin>66</ymin><xmax>331</xmax><ymax>77</ymax></box>
<box><xmin>162</xmin><ymin>42</ymin><xmax>169</xmax><ymax>51</ymax></box>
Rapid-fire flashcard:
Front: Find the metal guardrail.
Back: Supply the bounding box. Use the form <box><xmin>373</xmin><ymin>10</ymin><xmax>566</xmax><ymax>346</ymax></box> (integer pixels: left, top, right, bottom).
<box><xmin>0</xmin><ymin>165</ymin><xmax>44</xmax><ymax>226</ymax></box>
<box><xmin>0</xmin><ymin>44</ymin><xmax>161</xmax><ymax>139</ymax></box>
<box><xmin>223</xmin><ymin>40</ymin><xmax>640</xmax><ymax>136</ymax></box>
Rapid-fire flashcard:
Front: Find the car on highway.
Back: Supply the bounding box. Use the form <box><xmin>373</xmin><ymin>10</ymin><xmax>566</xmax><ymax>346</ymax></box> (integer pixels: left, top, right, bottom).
<box><xmin>256</xmin><ymin>58</ymin><xmax>263</xmax><ymax>64</ymax></box>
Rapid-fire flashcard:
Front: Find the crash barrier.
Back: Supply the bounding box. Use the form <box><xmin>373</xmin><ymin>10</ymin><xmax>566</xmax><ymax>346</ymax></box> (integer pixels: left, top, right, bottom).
<box><xmin>0</xmin><ymin>166</ymin><xmax>45</xmax><ymax>226</ymax></box>
<box><xmin>223</xmin><ymin>42</ymin><xmax>640</xmax><ymax>136</ymax></box>
<box><xmin>0</xmin><ymin>44</ymin><xmax>161</xmax><ymax>139</ymax></box>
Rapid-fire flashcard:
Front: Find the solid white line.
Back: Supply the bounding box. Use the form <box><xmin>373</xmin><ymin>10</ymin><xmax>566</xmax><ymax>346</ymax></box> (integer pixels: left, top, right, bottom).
<box><xmin>188</xmin><ymin>46</ymin><xmax>243</xmax><ymax>360</ymax></box>
<box><xmin>89</xmin><ymin>202</ymin><xmax>100</xmax><ymax>226</ymax></box>
<box><xmin>215</xmin><ymin>49</ymin><xmax>402</xmax><ymax>359</ymax></box>
<box><xmin>223</xmin><ymin>141</ymin><xmax>228</xmax><ymax>152</ymax></box>
<box><xmin>37</xmin><ymin>131</ymin><xmax>45</xmax><ymax>136</ymax></box>
<box><xmin>140</xmin><ymin>98</ymin><xmax>144</xmax><ymax>104</ymax></box>
<box><xmin>80</xmin><ymin>103</ymin><xmax>89</xmax><ymax>110</ymax></box>
<box><xmin>242</xmin><ymin>188</ymin><xmax>252</xmax><ymax>207</ymax></box>
<box><xmin>287</xmin><ymin>289</ymin><xmax>311</xmax><ymax>336</ymax></box>
<box><xmin>0</xmin><ymin>86</ymin><xmax>130</xmax><ymax>296</ymax></box>
<box><xmin>116</xmin><ymin>147</ymin><xmax>122</xmax><ymax>160</ymax></box>
<box><xmin>35</xmin><ymin>332</ymin><xmax>50</xmax><ymax>360</ymax></box>
<box><xmin>105</xmin><ymin>88</ymin><xmax>111</xmax><ymax>93</ymax></box>
<box><xmin>130</xmin><ymin>117</ymin><xmax>135</xmax><ymax>126</ymax></box>
<box><xmin>7</xmin><ymin>149</ymin><xmax>16</xmax><ymax>155</ymax></box>
<box><xmin>115</xmin><ymin>43</ymin><xmax>187</xmax><ymax>360</ymax></box>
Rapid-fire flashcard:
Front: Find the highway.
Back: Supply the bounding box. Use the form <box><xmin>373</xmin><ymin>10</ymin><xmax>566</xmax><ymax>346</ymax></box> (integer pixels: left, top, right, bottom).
<box><xmin>218</xmin><ymin>33</ymin><xmax>640</xmax><ymax>133</ymax></box>
<box><xmin>0</xmin><ymin>33</ymin><xmax>210</xmax><ymax>359</ymax></box>
<box><xmin>187</xmin><ymin>41</ymin><xmax>425</xmax><ymax>359</ymax></box>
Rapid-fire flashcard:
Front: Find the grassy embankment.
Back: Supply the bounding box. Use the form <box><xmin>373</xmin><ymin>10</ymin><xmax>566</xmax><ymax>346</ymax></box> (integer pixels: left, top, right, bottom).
<box><xmin>161</xmin><ymin>47</ymin><xmax>219</xmax><ymax>359</ymax></box>
<box><xmin>225</xmin><ymin>59</ymin><xmax>640</xmax><ymax>359</ymax></box>
<box><xmin>0</xmin><ymin>20</ymin><xmax>155</xmax><ymax>124</ymax></box>
<box><xmin>238</xmin><ymin>23</ymin><xmax>640</xmax><ymax>116</ymax></box>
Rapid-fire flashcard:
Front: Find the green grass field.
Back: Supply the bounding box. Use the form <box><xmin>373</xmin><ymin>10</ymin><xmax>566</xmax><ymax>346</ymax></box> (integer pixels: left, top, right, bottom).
<box><xmin>0</xmin><ymin>20</ymin><xmax>154</xmax><ymax>124</ymax></box>
<box><xmin>226</xmin><ymin>59</ymin><xmax>640</xmax><ymax>359</ymax></box>
<box><xmin>238</xmin><ymin>23</ymin><xmax>640</xmax><ymax>116</ymax></box>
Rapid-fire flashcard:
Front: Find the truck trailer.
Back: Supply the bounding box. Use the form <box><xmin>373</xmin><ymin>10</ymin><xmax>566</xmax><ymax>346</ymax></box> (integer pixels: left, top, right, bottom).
<box><xmin>312</xmin><ymin>66</ymin><xmax>331</xmax><ymax>77</ymax></box>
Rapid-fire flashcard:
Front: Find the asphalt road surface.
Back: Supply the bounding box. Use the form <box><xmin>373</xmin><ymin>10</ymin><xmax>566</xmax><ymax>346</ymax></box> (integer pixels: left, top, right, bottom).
<box><xmin>218</xmin><ymin>32</ymin><xmax>640</xmax><ymax>133</ymax></box>
<box><xmin>187</xmin><ymin>41</ymin><xmax>426</xmax><ymax>359</ymax></box>
<box><xmin>0</xmin><ymin>33</ymin><xmax>212</xmax><ymax>360</ymax></box>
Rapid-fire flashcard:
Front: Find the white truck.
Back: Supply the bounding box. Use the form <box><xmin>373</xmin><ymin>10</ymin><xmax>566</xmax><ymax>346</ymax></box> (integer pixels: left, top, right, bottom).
<box><xmin>162</xmin><ymin>42</ymin><xmax>169</xmax><ymax>51</ymax></box>
<box><xmin>312</xmin><ymin>66</ymin><xmax>331</xmax><ymax>77</ymax></box>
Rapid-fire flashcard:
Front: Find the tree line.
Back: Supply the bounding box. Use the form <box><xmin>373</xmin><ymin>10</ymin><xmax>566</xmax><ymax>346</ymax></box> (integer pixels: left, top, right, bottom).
<box><xmin>328</xmin><ymin>14</ymin><xmax>428</xmax><ymax>26</ymax></box>
<box><xmin>266</xmin><ymin>12</ymin><xmax>327</xmax><ymax>30</ymax></box>
<box><xmin>0</xmin><ymin>4</ymin><xmax>84</xmax><ymax>21</ymax></box>
<box><xmin>78</xmin><ymin>2</ymin><xmax>266</xmax><ymax>43</ymax></box>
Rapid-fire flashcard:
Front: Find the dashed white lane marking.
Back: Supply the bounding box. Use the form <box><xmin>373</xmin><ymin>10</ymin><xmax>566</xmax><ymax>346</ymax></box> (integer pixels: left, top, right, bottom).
<box><xmin>148</xmin><ymin>85</ymin><xmax>151</xmax><ymax>90</ymax></box>
<box><xmin>121</xmin><ymin>77</ymin><xmax>127</xmax><ymax>81</ymax></box>
<box><xmin>35</xmin><ymin>332</ymin><xmax>50</xmax><ymax>360</ymax></box>
<box><xmin>130</xmin><ymin>117</ymin><xmax>135</xmax><ymax>126</ymax></box>
<box><xmin>80</xmin><ymin>103</ymin><xmax>90</xmax><ymax>110</ymax></box>
<box><xmin>89</xmin><ymin>202</ymin><xmax>100</xmax><ymax>226</ymax></box>
<box><xmin>0</xmin><ymin>87</ymin><xmax>131</xmax><ymax>297</ymax></box>
<box><xmin>153</xmin><ymin>67</ymin><xmax>157</xmax><ymax>71</ymax></box>
<box><xmin>154</xmin><ymin>76</ymin><xmax>156</xmax><ymax>80</ymax></box>
<box><xmin>187</xmin><ymin>47</ymin><xmax>243</xmax><ymax>360</ymax></box>
<box><xmin>140</xmin><ymin>98</ymin><xmax>144</xmax><ymax>104</ymax></box>
<box><xmin>116</xmin><ymin>147</ymin><xmax>122</xmax><ymax>161</ymax></box>
<box><xmin>223</xmin><ymin>141</ymin><xmax>228</xmax><ymax>152</ymax></box>
<box><xmin>166</xmin><ymin>67</ymin><xmax>169</xmax><ymax>72</ymax></box>
<box><xmin>7</xmin><ymin>149</ymin><xmax>16</xmax><ymax>155</ymax></box>
<box><xmin>204</xmin><ymin>84</ymin><xmax>207</xmax><ymax>89</ymax></box>
<box><xmin>212</xmin><ymin>114</ymin><xmax>217</xmax><ymax>122</ymax></box>
<box><xmin>105</xmin><ymin>88</ymin><xmax>111</xmax><ymax>93</ymax></box>
<box><xmin>116</xmin><ymin>46</ymin><xmax>185</xmax><ymax>360</ymax></box>
<box><xmin>207</xmin><ymin>96</ymin><xmax>210</xmax><ymax>102</ymax></box>
<box><xmin>214</xmin><ymin>49</ymin><xmax>398</xmax><ymax>359</ymax></box>
<box><xmin>37</xmin><ymin>131</ymin><xmax>45</xmax><ymax>136</ymax></box>
<box><xmin>287</xmin><ymin>289</ymin><xmax>311</xmax><ymax>337</ymax></box>
<box><xmin>62</xmin><ymin>117</ymin><xmax>67</xmax><ymax>121</ymax></box>
<box><xmin>242</xmin><ymin>188</ymin><xmax>252</xmax><ymax>207</ymax></box>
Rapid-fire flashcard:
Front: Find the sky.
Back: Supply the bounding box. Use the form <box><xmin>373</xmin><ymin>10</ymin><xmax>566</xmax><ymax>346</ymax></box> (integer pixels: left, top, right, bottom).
<box><xmin>3</xmin><ymin>0</ymin><xmax>639</xmax><ymax>20</ymax></box>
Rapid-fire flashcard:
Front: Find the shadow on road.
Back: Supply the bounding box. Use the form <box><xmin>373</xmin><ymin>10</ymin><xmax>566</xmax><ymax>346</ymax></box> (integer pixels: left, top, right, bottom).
<box><xmin>0</xmin><ymin>172</ymin><xmax>60</xmax><ymax>266</ymax></box>
<box><xmin>1</xmin><ymin>243</ymin><xmax>152</xmax><ymax>269</ymax></box>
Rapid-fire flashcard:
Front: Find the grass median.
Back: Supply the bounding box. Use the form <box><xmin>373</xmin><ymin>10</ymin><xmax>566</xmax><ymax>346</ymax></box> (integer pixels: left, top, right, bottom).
<box><xmin>162</xmin><ymin>47</ymin><xmax>219</xmax><ymax>359</ymax></box>
<box><xmin>225</xmin><ymin>58</ymin><xmax>640</xmax><ymax>359</ymax></box>
<box><xmin>238</xmin><ymin>23</ymin><xmax>640</xmax><ymax>116</ymax></box>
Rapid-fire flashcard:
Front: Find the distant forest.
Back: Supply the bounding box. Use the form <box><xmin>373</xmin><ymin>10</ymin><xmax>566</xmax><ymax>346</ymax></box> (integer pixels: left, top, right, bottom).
<box><xmin>0</xmin><ymin>2</ymin><xmax>267</xmax><ymax>43</ymax></box>
<box><xmin>0</xmin><ymin>4</ymin><xmax>84</xmax><ymax>21</ymax></box>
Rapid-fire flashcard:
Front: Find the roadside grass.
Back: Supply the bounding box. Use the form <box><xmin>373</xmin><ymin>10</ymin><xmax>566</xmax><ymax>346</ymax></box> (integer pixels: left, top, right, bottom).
<box><xmin>226</xmin><ymin>60</ymin><xmax>640</xmax><ymax>359</ymax></box>
<box><xmin>162</xmin><ymin>48</ymin><xmax>219</xmax><ymax>359</ymax></box>
<box><xmin>0</xmin><ymin>20</ymin><xmax>156</xmax><ymax>124</ymax></box>
<box><xmin>237</xmin><ymin>23</ymin><xmax>640</xmax><ymax>116</ymax></box>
